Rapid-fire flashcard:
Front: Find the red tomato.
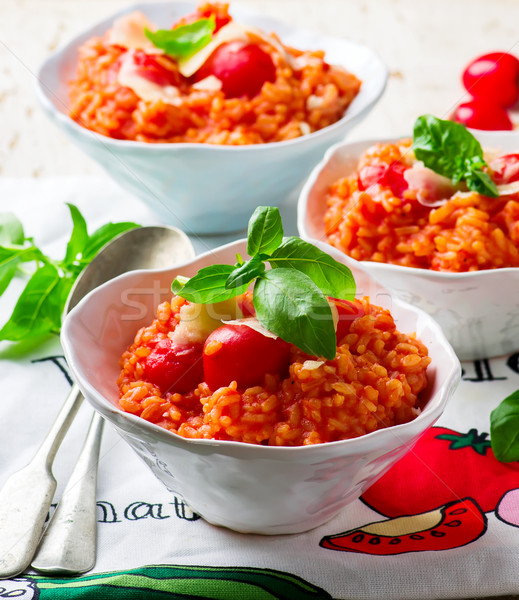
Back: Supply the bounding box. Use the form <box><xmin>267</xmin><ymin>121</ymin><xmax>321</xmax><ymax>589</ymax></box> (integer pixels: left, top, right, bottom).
<box><xmin>462</xmin><ymin>52</ymin><xmax>519</xmax><ymax>107</ymax></box>
<box><xmin>173</xmin><ymin>5</ymin><xmax>231</xmax><ymax>33</ymax></box>
<box><xmin>452</xmin><ymin>99</ymin><xmax>513</xmax><ymax>131</ymax></box>
<box><xmin>332</xmin><ymin>298</ymin><xmax>365</xmax><ymax>344</ymax></box>
<box><xmin>203</xmin><ymin>324</ymin><xmax>290</xmax><ymax>390</ymax></box>
<box><xmin>144</xmin><ymin>338</ymin><xmax>203</xmax><ymax>394</ymax></box>
<box><xmin>358</xmin><ymin>161</ymin><xmax>409</xmax><ymax>198</ymax></box>
<box><xmin>489</xmin><ymin>153</ymin><xmax>519</xmax><ymax>184</ymax></box>
<box><xmin>132</xmin><ymin>51</ymin><xmax>179</xmax><ymax>87</ymax></box>
<box><xmin>195</xmin><ymin>41</ymin><xmax>276</xmax><ymax>98</ymax></box>
<box><xmin>361</xmin><ymin>427</ymin><xmax>519</xmax><ymax>517</ymax></box>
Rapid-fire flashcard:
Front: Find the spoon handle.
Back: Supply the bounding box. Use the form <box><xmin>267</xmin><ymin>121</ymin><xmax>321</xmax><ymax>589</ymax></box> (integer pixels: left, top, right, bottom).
<box><xmin>31</xmin><ymin>411</ymin><xmax>104</xmax><ymax>575</ymax></box>
<box><xmin>0</xmin><ymin>384</ymin><xmax>83</xmax><ymax>579</ymax></box>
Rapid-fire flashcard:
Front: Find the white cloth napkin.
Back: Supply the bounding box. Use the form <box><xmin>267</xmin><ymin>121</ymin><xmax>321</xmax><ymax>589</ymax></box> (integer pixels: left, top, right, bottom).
<box><xmin>1</xmin><ymin>177</ymin><xmax>519</xmax><ymax>600</ymax></box>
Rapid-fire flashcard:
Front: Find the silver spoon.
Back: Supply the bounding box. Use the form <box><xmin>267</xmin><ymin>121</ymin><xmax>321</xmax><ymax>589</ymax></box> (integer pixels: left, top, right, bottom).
<box><xmin>0</xmin><ymin>225</ymin><xmax>195</xmax><ymax>579</ymax></box>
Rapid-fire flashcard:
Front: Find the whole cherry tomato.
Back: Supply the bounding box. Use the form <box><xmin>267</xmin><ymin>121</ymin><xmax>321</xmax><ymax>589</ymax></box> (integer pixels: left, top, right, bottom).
<box><xmin>462</xmin><ymin>52</ymin><xmax>519</xmax><ymax>108</ymax></box>
<box><xmin>490</xmin><ymin>153</ymin><xmax>519</xmax><ymax>184</ymax></box>
<box><xmin>195</xmin><ymin>41</ymin><xmax>276</xmax><ymax>98</ymax></box>
<box><xmin>358</xmin><ymin>161</ymin><xmax>409</xmax><ymax>198</ymax></box>
<box><xmin>452</xmin><ymin>99</ymin><xmax>513</xmax><ymax>130</ymax></box>
<box><xmin>132</xmin><ymin>50</ymin><xmax>179</xmax><ymax>87</ymax></box>
<box><xmin>144</xmin><ymin>338</ymin><xmax>203</xmax><ymax>394</ymax></box>
<box><xmin>203</xmin><ymin>323</ymin><xmax>290</xmax><ymax>390</ymax></box>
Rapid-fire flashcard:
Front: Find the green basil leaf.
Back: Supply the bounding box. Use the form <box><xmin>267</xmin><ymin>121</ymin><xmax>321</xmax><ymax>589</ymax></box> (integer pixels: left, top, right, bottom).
<box><xmin>253</xmin><ymin>269</ymin><xmax>336</xmax><ymax>359</ymax></box>
<box><xmin>0</xmin><ymin>246</ymin><xmax>44</xmax><ymax>296</ymax></box>
<box><xmin>145</xmin><ymin>18</ymin><xmax>215</xmax><ymax>60</ymax></box>
<box><xmin>269</xmin><ymin>237</ymin><xmax>356</xmax><ymax>300</ymax></box>
<box><xmin>247</xmin><ymin>206</ymin><xmax>284</xmax><ymax>257</ymax></box>
<box><xmin>81</xmin><ymin>222</ymin><xmax>140</xmax><ymax>263</ymax></box>
<box><xmin>173</xmin><ymin>264</ymin><xmax>248</xmax><ymax>304</ymax></box>
<box><xmin>0</xmin><ymin>213</ymin><xmax>24</xmax><ymax>246</ymax></box>
<box><xmin>226</xmin><ymin>255</ymin><xmax>266</xmax><ymax>289</ymax></box>
<box><xmin>464</xmin><ymin>167</ymin><xmax>499</xmax><ymax>197</ymax></box>
<box><xmin>63</xmin><ymin>203</ymin><xmax>89</xmax><ymax>266</ymax></box>
<box><xmin>490</xmin><ymin>389</ymin><xmax>519</xmax><ymax>462</ymax></box>
<box><xmin>412</xmin><ymin>114</ymin><xmax>498</xmax><ymax>198</ymax></box>
<box><xmin>0</xmin><ymin>263</ymin><xmax>64</xmax><ymax>341</ymax></box>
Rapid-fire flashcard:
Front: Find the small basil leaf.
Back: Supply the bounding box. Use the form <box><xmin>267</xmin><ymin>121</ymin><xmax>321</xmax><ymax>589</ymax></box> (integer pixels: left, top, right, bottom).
<box><xmin>0</xmin><ymin>213</ymin><xmax>24</xmax><ymax>246</ymax></box>
<box><xmin>464</xmin><ymin>168</ymin><xmax>499</xmax><ymax>197</ymax></box>
<box><xmin>490</xmin><ymin>389</ymin><xmax>519</xmax><ymax>462</ymax></box>
<box><xmin>247</xmin><ymin>206</ymin><xmax>284</xmax><ymax>257</ymax></box>
<box><xmin>145</xmin><ymin>18</ymin><xmax>215</xmax><ymax>60</ymax></box>
<box><xmin>173</xmin><ymin>264</ymin><xmax>248</xmax><ymax>303</ymax></box>
<box><xmin>81</xmin><ymin>222</ymin><xmax>140</xmax><ymax>262</ymax></box>
<box><xmin>253</xmin><ymin>269</ymin><xmax>336</xmax><ymax>360</ymax></box>
<box><xmin>269</xmin><ymin>237</ymin><xmax>356</xmax><ymax>300</ymax></box>
<box><xmin>412</xmin><ymin>114</ymin><xmax>498</xmax><ymax>197</ymax></box>
<box><xmin>64</xmin><ymin>203</ymin><xmax>89</xmax><ymax>266</ymax></box>
<box><xmin>226</xmin><ymin>256</ymin><xmax>265</xmax><ymax>289</ymax></box>
<box><xmin>0</xmin><ymin>263</ymin><xmax>63</xmax><ymax>341</ymax></box>
<box><xmin>0</xmin><ymin>246</ymin><xmax>44</xmax><ymax>295</ymax></box>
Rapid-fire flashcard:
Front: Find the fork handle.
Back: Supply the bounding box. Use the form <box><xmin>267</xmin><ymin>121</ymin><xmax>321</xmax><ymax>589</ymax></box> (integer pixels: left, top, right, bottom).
<box><xmin>32</xmin><ymin>411</ymin><xmax>104</xmax><ymax>574</ymax></box>
<box><xmin>0</xmin><ymin>384</ymin><xmax>83</xmax><ymax>579</ymax></box>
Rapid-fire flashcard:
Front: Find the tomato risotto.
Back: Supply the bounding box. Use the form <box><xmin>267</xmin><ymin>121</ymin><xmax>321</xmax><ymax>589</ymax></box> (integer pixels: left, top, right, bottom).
<box><xmin>324</xmin><ymin>139</ymin><xmax>519</xmax><ymax>271</ymax></box>
<box><xmin>69</xmin><ymin>3</ymin><xmax>361</xmax><ymax>144</ymax></box>
<box><xmin>117</xmin><ymin>295</ymin><xmax>430</xmax><ymax>446</ymax></box>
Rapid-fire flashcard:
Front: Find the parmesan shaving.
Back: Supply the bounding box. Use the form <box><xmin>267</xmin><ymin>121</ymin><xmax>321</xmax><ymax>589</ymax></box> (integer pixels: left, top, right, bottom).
<box><xmin>497</xmin><ymin>181</ymin><xmax>519</xmax><ymax>195</ymax></box>
<box><xmin>107</xmin><ymin>11</ymin><xmax>159</xmax><ymax>53</ymax></box>
<box><xmin>192</xmin><ymin>75</ymin><xmax>223</xmax><ymax>91</ymax></box>
<box><xmin>117</xmin><ymin>50</ymin><xmax>182</xmax><ymax>105</ymax></box>
<box><xmin>222</xmin><ymin>317</ymin><xmax>278</xmax><ymax>339</ymax></box>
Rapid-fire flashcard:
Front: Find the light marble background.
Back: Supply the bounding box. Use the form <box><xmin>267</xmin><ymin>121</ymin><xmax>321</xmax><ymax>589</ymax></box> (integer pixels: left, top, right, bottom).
<box><xmin>2</xmin><ymin>0</ymin><xmax>519</xmax><ymax>179</ymax></box>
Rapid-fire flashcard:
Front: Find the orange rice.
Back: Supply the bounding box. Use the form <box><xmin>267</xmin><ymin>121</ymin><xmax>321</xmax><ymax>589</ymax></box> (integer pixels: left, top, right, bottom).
<box><xmin>117</xmin><ymin>295</ymin><xmax>430</xmax><ymax>446</ymax></box>
<box><xmin>69</xmin><ymin>4</ymin><xmax>361</xmax><ymax>144</ymax></box>
<box><xmin>324</xmin><ymin>139</ymin><xmax>519</xmax><ymax>272</ymax></box>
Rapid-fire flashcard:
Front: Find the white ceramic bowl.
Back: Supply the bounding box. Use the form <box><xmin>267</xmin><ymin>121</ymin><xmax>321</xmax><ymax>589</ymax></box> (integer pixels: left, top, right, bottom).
<box><xmin>36</xmin><ymin>2</ymin><xmax>387</xmax><ymax>235</ymax></box>
<box><xmin>298</xmin><ymin>136</ymin><xmax>519</xmax><ymax>361</ymax></box>
<box><xmin>61</xmin><ymin>238</ymin><xmax>460</xmax><ymax>535</ymax></box>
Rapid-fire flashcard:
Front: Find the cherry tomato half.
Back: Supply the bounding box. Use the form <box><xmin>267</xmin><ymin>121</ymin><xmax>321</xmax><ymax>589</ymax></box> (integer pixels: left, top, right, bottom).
<box><xmin>358</xmin><ymin>161</ymin><xmax>409</xmax><ymax>198</ymax></box>
<box><xmin>452</xmin><ymin>99</ymin><xmax>513</xmax><ymax>131</ymax></box>
<box><xmin>195</xmin><ymin>41</ymin><xmax>276</xmax><ymax>98</ymax></box>
<box><xmin>462</xmin><ymin>52</ymin><xmax>519</xmax><ymax>108</ymax></box>
<box><xmin>489</xmin><ymin>153</ymin><xmax>519</xmax><ymax>185</ymax></box>
<box><xmin>132</xmin><ymin>50</ymin><xmax>179</xmax><ymax>87</ymax></box>
<box><xmin>173</xmin><ymin>4</ymin><xmax>231</xmax><ymax>33</ymax></box>
<box><xmin>144</xmin><ymin>338</ymin><xmax>203</xmax><ymax>394</ymax></box>
<box><xmin>203</xmin><ymin>324</ymin><xmax>290</xmax><ymax>390</ymax></box>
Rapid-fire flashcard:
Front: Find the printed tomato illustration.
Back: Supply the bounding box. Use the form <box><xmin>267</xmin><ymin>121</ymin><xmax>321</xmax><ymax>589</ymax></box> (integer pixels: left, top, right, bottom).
<box><xmin>320</xmin><ymin>498</ymin><xmax>487</xmax><ymax>555</ymax></box>
<box><xmin>361</xmin><ymin>427</ymin><xmax>519</xmax><ymax>517</ymax></box>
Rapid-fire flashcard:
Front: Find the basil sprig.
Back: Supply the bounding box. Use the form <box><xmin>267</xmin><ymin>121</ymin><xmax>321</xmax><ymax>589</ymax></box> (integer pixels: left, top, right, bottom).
<box><xmin>0</xmin><ymin>205</ymin><xmax>139</xmax><ymax>344</ymax></box>
<box><xmin>412</xmin><ymin>114</ymin><xmax>498</xmax><ymax>197</ymax></box>
<box><xmin>172</xmin><ymin>206</ymin><xmax>356</xmax><ymax>359</ymax></box>
<box><xmin>490</xmin><ymin>389</ymin><xmax>519</xmax><ymax>462</ymax></box>
<box><xmin>145</xmin><ymin>18</ymin><xmax>215</xmax><ymax>60</ymax></box>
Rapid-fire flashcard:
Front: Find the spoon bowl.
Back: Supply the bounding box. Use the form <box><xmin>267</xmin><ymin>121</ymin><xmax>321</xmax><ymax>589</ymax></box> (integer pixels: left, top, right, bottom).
<box><xmin>0</xmin><ymin>224</ymin><xmax>195</xmax><ymax>579</ymax></box>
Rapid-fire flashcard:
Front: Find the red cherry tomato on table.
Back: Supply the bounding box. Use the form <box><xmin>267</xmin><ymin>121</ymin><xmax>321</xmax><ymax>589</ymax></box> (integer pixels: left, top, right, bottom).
<box><xmin>462</xmin><ymin>52</ymin><xmax>519</xmax><ymax>108</ymax></box>
<box><xmin>144</xmin><ymin>338</ymin><xmax>203</xmax><ymax>394</ymax></box>
<box><xmin>452</xmin><ymin>99</ymin><xmax>513</xmax><ymax>131</ymax></box>
<box><xmin>203</xmin><ymin>324</ymin><xmax>290</xmax><ymax>390</ymax></box>
<box><xmin>357</xmin><ymin>161</ymin><xmax>409</xmax><ymax>198</ymax></box>
<box><xmin>195</xmin><ymin>41</ymin><xmax>276</xmax><ymax>98</ymax></box>
<box><xmin>132</xmin><ymin>51</ymin><xmax>180</xmax><ymax>87</ymax></box>
<box><xmin>489</xmin><ymin>153</ymin><xmax>519</xmax><ymax>185</ymax></box>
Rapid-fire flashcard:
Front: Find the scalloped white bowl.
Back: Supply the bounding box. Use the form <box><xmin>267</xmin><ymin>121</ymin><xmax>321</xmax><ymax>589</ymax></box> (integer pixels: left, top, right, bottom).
<box><xmin>36</xmin><ymin>2</ymin><xmax>388</xmax><ymax>235</ymax></box>
<box><xmin>298</xmin><ymin>135</ymin><xmax>519</xmax><ymax>361</ymax></box>
<box><xmin>61</xmin><ymin>238</ymin><xmax>460</xmax><ymax>535</ymax></box>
